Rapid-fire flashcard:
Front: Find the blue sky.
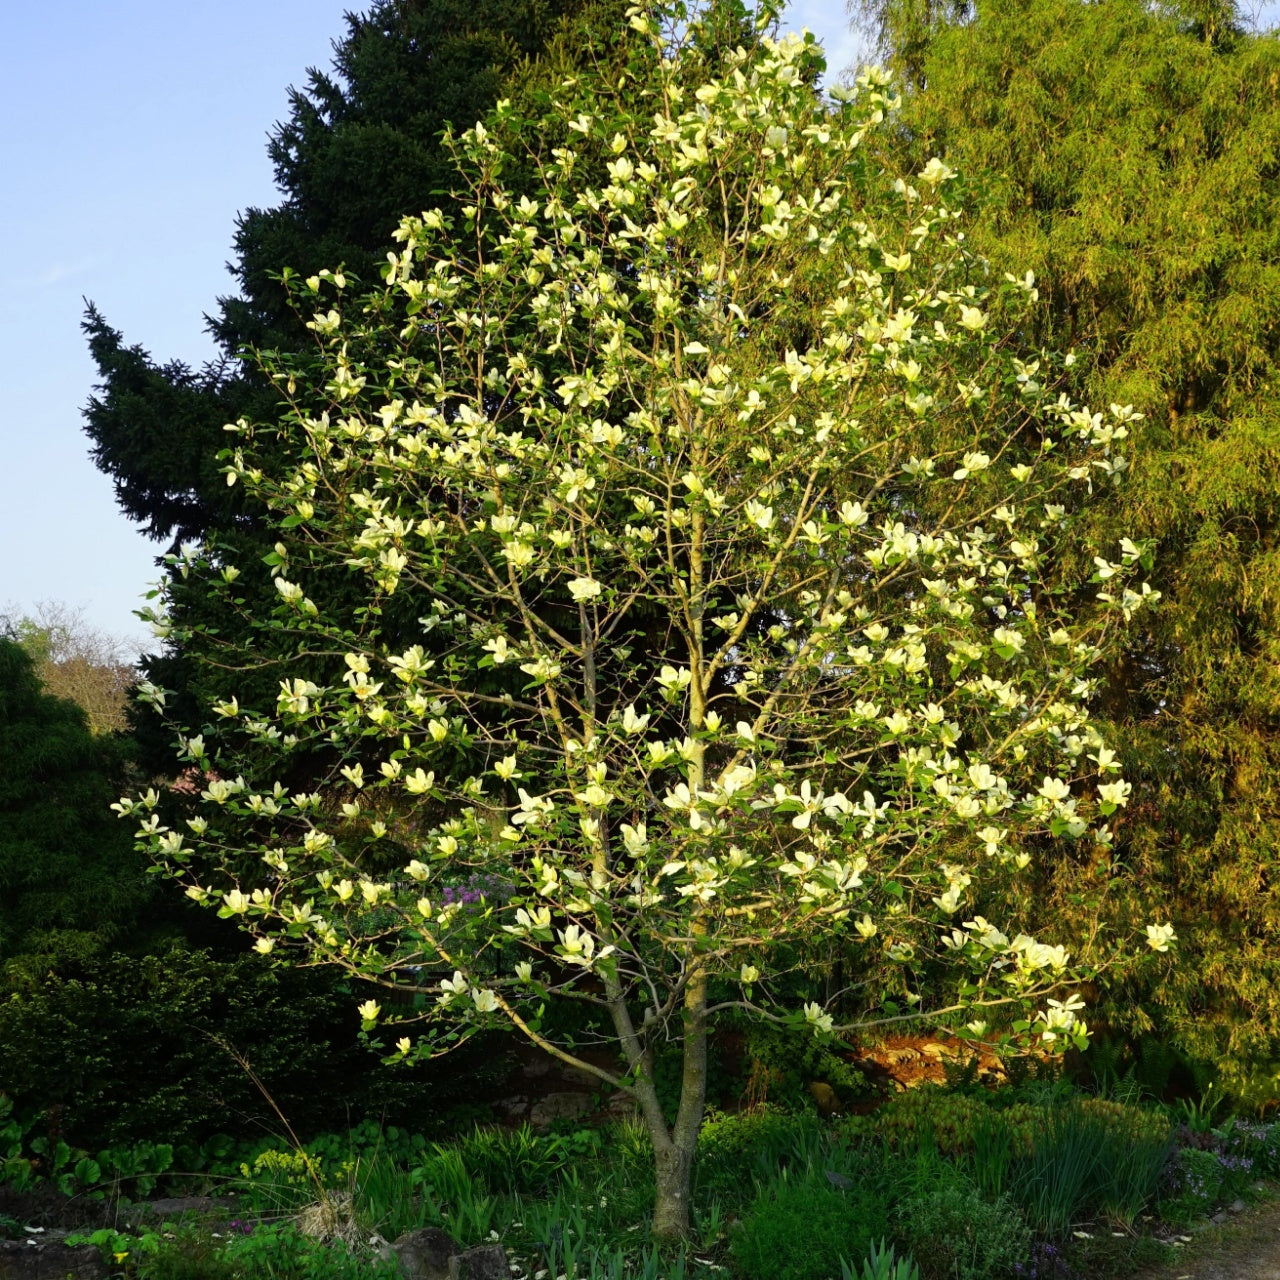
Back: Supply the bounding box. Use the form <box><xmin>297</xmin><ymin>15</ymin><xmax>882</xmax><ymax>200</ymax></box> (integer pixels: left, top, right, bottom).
<box><xmin>0</xmin><ymin>1</ymin><xmax>863</xmax><ymax>648</ymax></box>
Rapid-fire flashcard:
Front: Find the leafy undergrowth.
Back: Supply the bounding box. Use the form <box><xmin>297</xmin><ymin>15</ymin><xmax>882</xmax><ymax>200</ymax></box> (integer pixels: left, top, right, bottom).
<box><xmin>6</xmin><ymin>1086</ymin><xmax>1279</xmax><ymax>1280</ymax></box>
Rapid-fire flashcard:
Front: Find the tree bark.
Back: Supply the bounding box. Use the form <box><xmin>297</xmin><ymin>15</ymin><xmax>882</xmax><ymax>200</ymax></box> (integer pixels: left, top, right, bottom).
<box><xmin>648</xmin><ymin>957</ymin><xmax>709</xmax><ymax>1243</ymax></box>
<box><xmin>651</xmin><ymin>1137</ymin><xmax>696</xmax><ymax>1243</ymax></box>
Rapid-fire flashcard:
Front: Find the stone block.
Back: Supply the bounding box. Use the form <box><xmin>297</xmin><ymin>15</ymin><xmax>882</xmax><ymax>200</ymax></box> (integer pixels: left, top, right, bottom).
<box><xmin>390</xmin><ymin>1226</ymin><xmax>461</xmax><ymax>1280</ymax></box>
<box><xmin>448</xmin><ymin>1244</ymin><xmax>509</xmax><ymax>1280</ymax></box>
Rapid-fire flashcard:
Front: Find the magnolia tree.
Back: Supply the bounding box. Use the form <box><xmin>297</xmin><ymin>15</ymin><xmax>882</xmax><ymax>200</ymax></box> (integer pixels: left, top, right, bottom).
<box><xmin>120</xmin><ymin>2</ymin><xmax>1172</xmax><ymax>1240</ymax></box>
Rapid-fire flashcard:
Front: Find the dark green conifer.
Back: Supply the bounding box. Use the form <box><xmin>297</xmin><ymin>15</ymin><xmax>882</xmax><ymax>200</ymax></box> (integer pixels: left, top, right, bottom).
<box><xmin>0</xmin><ymin>638</ymin><xmax>146</xmax><ymax>955</ymax></box>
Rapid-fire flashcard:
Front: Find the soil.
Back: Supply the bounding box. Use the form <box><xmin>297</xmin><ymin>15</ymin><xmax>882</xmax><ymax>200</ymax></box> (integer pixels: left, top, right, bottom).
<box><xmin>0</xmin><ymin>1184</ymin><xmax>116</xmax><ymax>1233</ymax></box>
<box><xmin>1133</xmin><ymin>1193</ymin><xmax>1280</xmax><ymax>1280</ymax></box>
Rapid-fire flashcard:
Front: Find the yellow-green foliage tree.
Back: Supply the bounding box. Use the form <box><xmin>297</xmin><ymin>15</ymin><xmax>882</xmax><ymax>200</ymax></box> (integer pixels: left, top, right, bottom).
<box><xmin>855</xmin><ymin>0</ymin><xmax>1280</xmax><ymax>1094</ymax></box>
<box><xmin>4</xmin><ymin>602</ymin><xmax>138</xmax><ymax>736</ymax></box>
<box><xmin>122</xmin><ymin>3</ymin><xmax>1168</xmax><ymax>1238</ymax></box>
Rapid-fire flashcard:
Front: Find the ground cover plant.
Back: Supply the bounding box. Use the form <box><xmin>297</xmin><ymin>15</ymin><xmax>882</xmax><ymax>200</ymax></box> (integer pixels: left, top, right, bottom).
<box><xmin>7</xmin><ymin>1082</ymin><xmax>1273</xmax><ymax>1280</ymax></box>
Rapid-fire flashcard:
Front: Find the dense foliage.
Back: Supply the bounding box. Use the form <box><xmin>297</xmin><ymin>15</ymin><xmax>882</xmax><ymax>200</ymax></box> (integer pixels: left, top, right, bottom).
<box><xmin>0</xmin><ymin>639</ymin><xmax>145</xmax><ymax>955</ymax></box>
<box><xmin>852</xmin><ymin>0</ymin><xmax>1280</xmax><ymax>1092</ymax></box>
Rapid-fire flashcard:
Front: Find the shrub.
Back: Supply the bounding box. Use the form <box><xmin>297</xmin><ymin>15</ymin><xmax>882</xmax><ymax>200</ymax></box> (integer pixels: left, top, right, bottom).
<box><xmin>732</xmin><ymin>1173</ymin><xmax>891</xmax><ymax>1280</ymax></box>
<box><xmin>896</xmin><ymin>1182</ymin><xmax>1031</xmax><ymax>1280</ymax></box>
<box><xmin>0</xmin><ymin>944</ymin><xmax>519</xmax><ymax>1154</ymax></box>
<box><xmin>876</xmin><ymin>1089</ymin><xmax>1039</xmax><ymax>1158</ymax></box>
<box><xmin>694</xmin><ymin>1108</ymin><xmax>825</xmax><ymax>1209</ymax></box>
<box><xmin>0</xmin><ymin>945</ymin><xmax>366</xmax><ymax>1152</ymax></box>
<box><xmin>1158</xmin><ymin>1145</ymin><xmax>1224</xmax><ymax>1223</ymax></box>
<box><xmin>220</xmin><ymin>1224</ymin><xmax>399</xmax><ymax>1280</ymax></box>
<box><xmin>1230</xmin><ymin>1119</ymin><xmax>1280</xmax><ymax>1178</ymax></box>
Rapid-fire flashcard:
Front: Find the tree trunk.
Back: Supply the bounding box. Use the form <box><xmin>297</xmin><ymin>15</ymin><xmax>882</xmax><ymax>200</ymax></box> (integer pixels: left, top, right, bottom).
<box><xmin>649</xmin><ymin>953</ymin><xmax>709</xmax><ymax>1243</ymax></box>
<box><xmin>651</xmin><ymin>1139</ymin><xmax>696</xmax><ymax>1243</ymax></box>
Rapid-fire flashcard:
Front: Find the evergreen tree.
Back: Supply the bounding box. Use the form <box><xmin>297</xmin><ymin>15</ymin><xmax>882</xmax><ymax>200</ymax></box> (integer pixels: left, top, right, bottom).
<box><xmin>83</xmin><ymin>0</ymin><xmax>630</xmax><ymax>549</ymax></box>
<box><xmin>860</xmin><ymin>0</ymin><xmax>1280</xmax><ymax>1088</ymax></box>
<box><xmin>0</xmin><ymin>638</ymin><xmax>147</xmax><ymax>955</ymax></box>
<box><xmin>82</xmin><ymin>0</ymin><xmax>631</xmax><ymax>769</ymax></box>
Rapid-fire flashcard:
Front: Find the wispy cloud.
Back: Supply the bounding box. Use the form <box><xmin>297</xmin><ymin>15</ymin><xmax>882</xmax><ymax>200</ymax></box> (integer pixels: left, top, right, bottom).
<box><xmin>36</xmin><ymin>257</ymin><xmax>95</xmax><ymax>287</ymax></box>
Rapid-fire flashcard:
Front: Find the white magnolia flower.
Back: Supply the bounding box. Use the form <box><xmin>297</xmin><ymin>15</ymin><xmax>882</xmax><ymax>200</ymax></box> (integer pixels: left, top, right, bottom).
<box><xmin>1145</xmin><ymin>922</ymin><xmax>1177</xmax><ymax>953</ymax></box>
<box><xmin>965</xmin><ymin>916</ymin><xmax>1009</xmax><ymax>950</ymax></box>
<box><xmin>1097</xmin><ymin>779</ymin><xmax>1131</xmax><ymax>809</ymax></box>
<box><xmin>622</xmin><ymin>704</ymin><xmax>650</xmax><ymax>734</ymax></box>
<box><xmin>357</xmin><ymin>1000</ymin><xmax>382</xmax><ymax>1022</ymax></box>
<box><xmin>438</xmin><ymin>971</ymin><xmax>468</xmax><ymax>1005</ymax></box>
<box><xmin>1037</xmin><ymin>776</ymin><xmax>1072</xmax><ymax>802</ymax></box>
<box><xmin>803</xmin><ymin>1002</ymin><xmax>834</xmax><ymax>1034</ymax></box>
<box><xmin>568</xmin><ymin>576</ymin><xmax>603</xmax><ymax>602</ymax></box>
<box><xmin>483</xmin><ymin>635</ymin><xmax>515</xmax><ymax>664</ymax></box>
<box><xmin>405</xmin><ymin>768</ymin><xmax>435</xmax><ymax>794</ymax></box>
<box><xmin>919</xmin><ymin>157</ymin><xmax>956</xmax><ymax>187</ymax></box>
<box><xmin>620</xmin><ymin>823</ymin><xmax>649</xmax><ymax>856</ymax></box>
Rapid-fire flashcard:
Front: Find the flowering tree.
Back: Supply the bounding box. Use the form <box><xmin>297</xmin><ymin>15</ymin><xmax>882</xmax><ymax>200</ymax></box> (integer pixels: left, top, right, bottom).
<box><xmin>120</xmin><ymin>2</ymin><xmax>1170</xmax><ymax>1240</ymax></box>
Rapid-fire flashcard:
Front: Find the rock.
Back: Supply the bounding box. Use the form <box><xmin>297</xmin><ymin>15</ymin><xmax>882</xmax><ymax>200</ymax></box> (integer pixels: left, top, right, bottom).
<box><xmin>117</xmin><ymin>1196</ymin><xmax>228</xmax><ymax>1229</ymax></box>
<box><xmin>1229</xmin><ymin>1199</ymin><xmax>1246</xmax><ymax>1213</ymax></box>
<box><xmin>603</xmin><ymin>1091</ymin><xmax>638</xmax><ymax>1119</ymax></box>
<box><xmin>0</xmin><ymin>1239</ymin><xmax>106</xmax><ymax>1280</ymax></box>
<box><xmin>448</xmin><ymin>1244</ymin><xmax>509</xmax><ymax>1280</ymax></box>
<box><xmin>528</xmin><ymin>1091</ymin><xmax>593</xmax><ymax>1129</ymax></box>
<box><xmin>809</xmin><ymin>1081</ymin><xmax>841</xmax><ymax>1116</ymax></box>
<box><xmin>390</xmin><ymin>1227</ymin><xmax>461</xmax><ymax>1280</ymax></box>
<box><xmin>1210</xmin><ymin>1211</ymin><xmax>1228</xmax><ymax>1224</ymax></box>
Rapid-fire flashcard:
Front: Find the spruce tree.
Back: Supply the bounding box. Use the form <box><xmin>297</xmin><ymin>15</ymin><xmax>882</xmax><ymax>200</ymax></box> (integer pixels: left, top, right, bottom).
<box><xmin>82</xmin><ymin>0</ymin><xmax>631</xmax><ymax>768</ymax></box>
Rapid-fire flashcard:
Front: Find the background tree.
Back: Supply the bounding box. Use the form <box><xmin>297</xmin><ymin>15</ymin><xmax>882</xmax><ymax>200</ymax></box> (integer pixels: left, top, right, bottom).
<box><xmin>851</xmin><ymin>0</ymin><xmax>1280</xmax><ymax>1092</ymax></box>
<box><xmin>125</xmin><ymin>10</ymin><xmax>1167</xmax><ymax>1239</ymax></box>
<box><xmin>1</xmin><ymin>601</ymin><xmax>139</xmax><ymax>736</ymax></box>
<box><xmin>0</xmin><ymin>637</ymin><xmax>147</xmax><ymax>956</ymax></box>
<box><xmin>81</xmin><ymin>0</ymin><xmax>633</xmax><ymax>776</ymax></box>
